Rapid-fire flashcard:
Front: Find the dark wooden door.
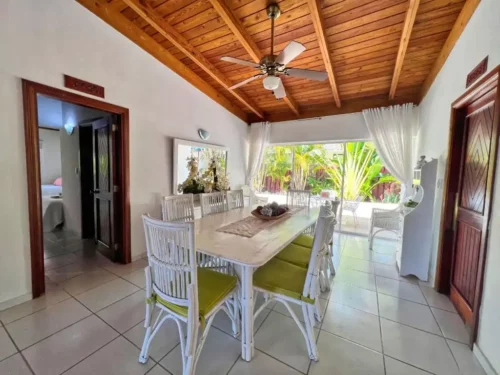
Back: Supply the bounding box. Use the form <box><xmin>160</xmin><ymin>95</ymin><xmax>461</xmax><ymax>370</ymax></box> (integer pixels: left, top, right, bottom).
<box><xmin>451</xmin><ymin>97</ymin><xmax>496</xmax><ymax>329</ymax></box>
<box><xmin>92</xmin><ymin>116</ymin><xmax>118</xmax><ymax>261</ymax></box>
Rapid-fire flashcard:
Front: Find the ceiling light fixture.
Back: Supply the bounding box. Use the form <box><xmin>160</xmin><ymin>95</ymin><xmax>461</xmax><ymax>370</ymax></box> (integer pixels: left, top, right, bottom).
<box><xmin>263</xmin><ymin>75</ymin><xmax>281</xmax><ymax>90</ymax></box>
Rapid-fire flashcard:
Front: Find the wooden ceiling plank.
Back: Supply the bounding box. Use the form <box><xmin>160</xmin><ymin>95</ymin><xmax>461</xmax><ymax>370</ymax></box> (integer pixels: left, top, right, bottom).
<box><xmin>121</xmin><ymin>0</ymin><xmax>264</xmax><ymax>118</ymax></box>
<box><xmin>208</xmin><ymin>0</ymin><xmax>300</xmax><ymax>116</ymax></box>
<box><xmin>419</xmin><ymin>0</ymin><xmax>480</xmax><ymax>101</ymax></box>
<box><xmin>76</xmin><ymin>0</ymin><xmax>249</xmax><ymax>121</ymax></box>
<box><xmin>389</xmin><ymin>0</ymin><xmax>421</xmax><ymax>100</ymax></box>
<box><xmin>307</xmin><ymin>0</ymin><xmax>341</xmax><ymax>108</ymax></box>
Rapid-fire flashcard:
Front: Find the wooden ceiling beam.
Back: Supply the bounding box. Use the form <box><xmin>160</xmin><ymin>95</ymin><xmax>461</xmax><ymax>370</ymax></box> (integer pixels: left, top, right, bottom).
<box><xmin>419</xmin><ymin>0</ymin><xmax>481</xmax><ymax>101</ymax></box>
<box><xmin>122</xmin><ymin>0</ymin><xmax>264</xmax><ymax>119</ymax></box>
<box><xmin>76</xmin><ymin>0</ymin><xmax>248</xmax><ymax>122</ymax></box>
<box><xmin>389</xmin><ymin>0</ymin><xmax>421</xmax><ymax>99</ymax></box>
<box><xmin>207</xmin><ymin>0</ymin><xmax>300</xmax><ymax>117</ymax></box>
<box><xmin>307</xmin><ymin>0</ymin><xmax>342</xmax><ymax>108</ymax></box>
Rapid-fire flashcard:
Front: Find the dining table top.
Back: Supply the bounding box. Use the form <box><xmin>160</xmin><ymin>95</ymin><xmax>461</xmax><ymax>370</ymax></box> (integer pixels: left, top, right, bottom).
<box><xmin>194</xmin><ymin>206</ymin><xmax>320</xmax><ymax>267</ymax></box>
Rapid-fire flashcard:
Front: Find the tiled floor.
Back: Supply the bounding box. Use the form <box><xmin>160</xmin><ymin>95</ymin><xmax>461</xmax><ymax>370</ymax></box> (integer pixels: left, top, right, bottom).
<box><xmin>0</xmin><ymin>232</ymin><xmax>487</xmax><ymax>375</ymax></box>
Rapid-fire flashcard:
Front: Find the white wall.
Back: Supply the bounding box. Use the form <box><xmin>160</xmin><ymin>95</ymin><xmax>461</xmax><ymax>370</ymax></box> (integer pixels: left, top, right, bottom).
<box><xmin>268</xmin><ymin>112</ymin><xmax>369</xmax><ymax>144</ymax></box>
<box><xmin>417</xmin><ymin>0</ymin><xmax>500</xmax><ymax>371</ymax></box>
<box><xmin>0</xmin><ymin>0</ymin><xmax>248</xmax><ymax>304</ymax></box>
<box><xmin>39</xmin><ymin>129</ymin><xmax>61</xmax><ymax>185</ymax></box>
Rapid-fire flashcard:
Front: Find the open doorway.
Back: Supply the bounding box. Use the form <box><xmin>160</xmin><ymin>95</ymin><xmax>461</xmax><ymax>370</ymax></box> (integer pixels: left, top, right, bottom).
<box><xmin>23</xmin><ymin>80</ymin><xmax>131</xmax><ymax>298</ymax></box>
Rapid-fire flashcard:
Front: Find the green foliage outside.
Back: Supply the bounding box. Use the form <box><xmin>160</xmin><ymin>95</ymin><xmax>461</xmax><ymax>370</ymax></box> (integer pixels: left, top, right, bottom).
<box><xmin>258</xmin><ymin>142</ymin><xmax>399</xmax><ymax>202</ymax></box>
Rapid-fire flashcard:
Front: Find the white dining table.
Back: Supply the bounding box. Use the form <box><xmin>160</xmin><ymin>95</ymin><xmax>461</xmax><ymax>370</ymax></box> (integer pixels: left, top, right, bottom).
<box><xmin>194</xmin><ymin>206</ymin><xmax>320</xmax><ymax>361</ymax></box>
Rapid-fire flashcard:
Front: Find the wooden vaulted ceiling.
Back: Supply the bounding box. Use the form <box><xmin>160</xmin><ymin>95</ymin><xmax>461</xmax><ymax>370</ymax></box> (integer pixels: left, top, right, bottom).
<box><xmin>77</xmin><ymin>0</ymin><xmax>480</xmax><ymax>123</ymax></box>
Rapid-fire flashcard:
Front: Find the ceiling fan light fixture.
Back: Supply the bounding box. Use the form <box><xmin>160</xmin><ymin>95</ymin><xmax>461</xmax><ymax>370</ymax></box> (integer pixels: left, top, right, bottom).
<box><xmin>263</xmin><ymin>75</ymin><xmax>280</xmax><ymax>90</ymax></box>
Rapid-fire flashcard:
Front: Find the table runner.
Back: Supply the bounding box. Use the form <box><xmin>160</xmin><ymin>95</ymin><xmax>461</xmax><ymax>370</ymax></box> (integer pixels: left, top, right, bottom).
<box><xmin>216</xmin><ymin>207</ymin><xmax>305</xmax><ymax>238</ymax></box>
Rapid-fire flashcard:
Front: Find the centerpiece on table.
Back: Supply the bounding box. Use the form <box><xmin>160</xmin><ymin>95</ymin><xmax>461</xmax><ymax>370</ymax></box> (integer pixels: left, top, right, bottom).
<box><xmin>252</xmin><ymin>202</ymin><xmax>289</xmax><ymax>220</ymax></box>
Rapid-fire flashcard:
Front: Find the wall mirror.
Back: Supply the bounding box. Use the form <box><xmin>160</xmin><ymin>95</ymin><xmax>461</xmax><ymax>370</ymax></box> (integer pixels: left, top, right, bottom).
<box><xmin>173</xmin><ymin>138</ymin><xmax>229</xmax><ymax>195</ymax></box>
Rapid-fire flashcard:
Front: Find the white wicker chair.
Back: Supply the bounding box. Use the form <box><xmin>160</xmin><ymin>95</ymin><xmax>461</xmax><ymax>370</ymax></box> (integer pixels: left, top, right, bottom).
<box><xmin>250</xmin><ymin>192</ymin><xmax>268</xmax><ymax>206</ymax></box>
<box><xmin>286</xmin><ymin>189</ymin><xmax>311</xmax><ymax>207</ymax></box>
<box><xmin>342</xmin><ymin>196</ymin><xmax>363</xmax><ymax>227</ymax></box>
<box><xmin>254</xmin><ymin>205</ymin><xmax>335</xmax><ymax>361</ymax></box>
<box><xmin>200</xmin><ymin>192</ymin><xmax>227</xmax><ymax>217</ymax></box>
<box><xmin>140</xmin><ymin>216</ymin><xmax>239</xmax><ymax>374</ymax></box>
<box><xmin>368</xmin><ymin>206</ymin><xmax>402</xmax><ymax>249</ymax></box>
<box><xmin>226</xmin><ymin>190</ymin><xmax>244</xmax><ymax>210</ymax></box>
<box><xmin>162</xmin><ymin>194</ymin><xmax>195</xmax><ymax>222</ymax></box>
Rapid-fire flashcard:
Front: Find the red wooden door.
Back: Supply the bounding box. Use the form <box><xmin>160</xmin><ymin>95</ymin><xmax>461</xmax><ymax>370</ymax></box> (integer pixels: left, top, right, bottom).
<box><xmin>451</xmin><ymin>98</ymin><xmax>496</xmax><ymax>328</ymax></box>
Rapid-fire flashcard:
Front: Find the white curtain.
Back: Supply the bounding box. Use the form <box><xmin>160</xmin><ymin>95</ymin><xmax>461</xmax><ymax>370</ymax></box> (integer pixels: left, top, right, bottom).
<box><xmin>246</xmin><ymin>121</ymin><xmax>271</xmax><ymax>187</ymax></box>
<box><xmin>362</xmin><ymin>104</ymin><xmax>420</xmax><ymax>198</ymax></box>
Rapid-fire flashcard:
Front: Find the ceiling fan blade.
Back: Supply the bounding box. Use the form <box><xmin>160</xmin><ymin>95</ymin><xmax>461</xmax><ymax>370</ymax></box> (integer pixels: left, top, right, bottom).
<box><xmin>221</xmin><ymin>56</ymin><xmax>260</xmax><ymax>68</ymax></box>
<box><xmin>273</xmin><ymin>78</ymin><xmax>286</xmax><ymax>99</ymax></box>
<box><xmin>229</xmin><ymin>74</ymin><xmax>264</xmax><ymax>90</ymax></box>
<box><xmin>275</xmin><ymin>41</ymin><xmax>306</xmax><ymax>65</ymax></box>
<box><xmin>286</xmin><ymin>68</ymin><xmax>328</xmax><ymax>81</ymax></box>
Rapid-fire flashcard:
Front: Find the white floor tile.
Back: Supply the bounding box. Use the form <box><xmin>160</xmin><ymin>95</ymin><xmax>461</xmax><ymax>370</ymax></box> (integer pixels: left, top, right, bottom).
<box><xmin>147</xmin><ymin>365</ymin><xmax>171</xmax><ymax>375</ymax></box>
<box><xmin>272</xmin><ymin>298</ymin><xmax>327</xmax><ymax>326</ymax></box>
<box><xmin>0</xmin><ymin>287</ymin><xmax>70</xmax><ymax>325</ymax></box>
<box><xmin>254</xmin><ymin>311</ymin><xmax>318</xmax><ymax>373</ymax></box>
<box><xmin>339</xmin><ymin>256</ymin><xmax>375</xmax><ymax>274</ymax></box>
<box><xmin>376</xmin><ymin>276</ymin><xmax>427</xmax><ymax>304</ymax></box>
<box><xmin>447</xmin><ymin>339</ymin><xmax>487</xmax><ymax>375</ymax></box>
<box><xmin>44</xmin><ymin>253</ymin><xmax>78</xmax><ymax>271</ymax></box>
<box><xmin>59</xmin><ymin>268</ymin><xmax>117</xmax><ymax>296</ymax></box>
<box><xmin>0</xmin><ymin>327</ymin><xmax>17</xmax><ymax>361</ymax></box>
<box><xmin>431</xmin><ymin>308</ymin><xmax>470</xmax><ymax>343</ymax></box>
<box><xmin>161</xmin><ymin>328</ymin><xmax>240</xmax><ymax>375</ymax></box>
<box><xmin>124</xmin><ymin>318</ymin><xmax>180</xmax><ymax>362</ymax></box>
<box><xmin>212</xmin><ymin>307</ymin><xmax>270</xmax><ymax>337</ymax></box>
<box><xmin>334</xmin><ymin>268</ymin><xmax>377</xmax><ymax>291</ymax></box>
<box><xmin>104</xmin><ymin>258</ymin><xmax>148</xmax><ymax>277</ymax></box>
<box><xmin>374</xmin><ymin>263</ymin><xmax>418</xmax><ymax>284</ymax></box>
<box><xmin>228</xmin><ymin>350</ymin><xmax>302</xmax><ymax>375</ymax></box>
<box><xmin>97</xmin><ymin>290</ymin><xmax>146</xmax><ymax>333</ymax></box>
<box><xmin>123</xmin><ymin>268</ymin><xmax>147</xmax><ymax>288</ymax></box>
<box><xmin>330</xmin><ymin>282</ymin><xmax>379</xmax><ymax>315</ymax></box>
<box><xmin>381</xmin><ymin>318</ymin><xmax>459</xmax><ymax>375</ymax></box>
<box><xmin>75</xmin><ymin>278</ymin><xmax>139</xmax><ymax>312</ymax></box>
<box><xmin>45</xmin><ymin>261</ymin><xmax>100</xmax><ymax>283</ymax></box>
<box><xmin>384</xmin><ymin>356</ymin><xmax>431</xmax><ymax>375</ymax></box>
<box><xmin>22</xmin><ymin>315</ymin><xmax>118</xmax><ymax>375</ymax></box>
<box><xmin>6</xmin><ymin>298</ymin><xmax>91</xmax><ymax>350</ymax></box>
<box><xmin>321</xmin><ymin>302</ymin><xmax>382</xmax><ymax>352</ymax></box>
<box><xmin>419</xmin><ymin>286</ymin><xmax>457</xmax><ymax>313</ymax></box>
<box><xmin>64</xmin><ymin>336</ymin><xmax>154</xmax><ymax>374</ymax></box>
<box><xmin>0</xmin><ymin>353</ymin><xmax>32</xmax><ymax>375</ymax></box>
<box><xmin>309</xmin><ymin>331</ymin><xmax>385</xmax><ymax>375</ymax></box>
<box><xmin>378</xmin><ymin>294</ymin><xmax>441</xmax><ymax>335</ymax></box>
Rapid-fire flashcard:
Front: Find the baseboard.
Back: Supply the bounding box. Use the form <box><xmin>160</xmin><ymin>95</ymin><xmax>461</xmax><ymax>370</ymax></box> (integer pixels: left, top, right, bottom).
<box><xmin>0</xmin><ymin>292</ymin><xmax>32</xmax><ymax>312</ymax></box>
<box><xmin>132</xmin><ymin>251</ymin><xmax>147</xmax><ymax>262</ymax></box>
<box><xmin>473</xmin><ymin>344</ymin><xmax>498</xmax><ymax>375</ymax></box>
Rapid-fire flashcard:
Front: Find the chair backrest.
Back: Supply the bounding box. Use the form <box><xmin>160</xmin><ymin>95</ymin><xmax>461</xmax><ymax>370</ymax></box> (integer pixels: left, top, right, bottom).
<box><xmin>287</xmin><ymin>189</ymin><xmax>311</xmax><ymax>207</ymax></box>
<box><xmin>250</xmin><ymin>191</ymin><xmax>268</xmax><ymax>206</ymax></box>
<box><xmin>302</xmin><ymin>204</ymin><xmax>336</xmax><ymax>300</ymax></box>
<box><xmin>162</xmin><ymin>194</ymin><xmax>195</xmax><ymax>222</ymax></box>
<box><xmin>142</xmin><ymin>215</ymin><xmax>198</xmax><ymax>312</ymax></box>
<box><xmin>200</xmin><ymin>192</ymin><xmax>227</xmax><ymax>217</ymax></box>
<box><xmin>226</xmin><ymin>190</ymin><xmax>244</xmax><ymax>210</ymax></box>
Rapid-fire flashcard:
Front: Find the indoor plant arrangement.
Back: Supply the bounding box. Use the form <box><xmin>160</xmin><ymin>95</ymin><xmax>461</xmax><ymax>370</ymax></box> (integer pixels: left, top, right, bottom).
<box><xmin>178</xmin><ymin>156</ymin><xmax>230</xmax><ymax>194</ymax></box>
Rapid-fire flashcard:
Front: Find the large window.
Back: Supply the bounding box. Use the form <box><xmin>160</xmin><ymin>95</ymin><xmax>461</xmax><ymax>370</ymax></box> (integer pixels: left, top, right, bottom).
<box><xmin>256</xmin><ymin>141</ymin><xmax>399</xmax><ymax>238</ymax></box>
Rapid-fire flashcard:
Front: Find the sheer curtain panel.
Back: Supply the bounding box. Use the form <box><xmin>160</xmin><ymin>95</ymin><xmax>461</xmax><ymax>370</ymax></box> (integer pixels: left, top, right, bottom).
<box><xmin>246</xmin><ymin>122</ymin><xmax>271</xmax><ymax>187</ymax></box>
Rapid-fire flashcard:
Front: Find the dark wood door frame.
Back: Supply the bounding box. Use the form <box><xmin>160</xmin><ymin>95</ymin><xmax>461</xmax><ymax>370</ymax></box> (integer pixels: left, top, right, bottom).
<box><xmin>22</xmin><ymin>79</ymin><xmax>131</xmax><ymax>298</ymax></box>
<box><xmin>435</xmin><ymin>66</ymin><xmax>500</xmax><ymax>346</ymax></box>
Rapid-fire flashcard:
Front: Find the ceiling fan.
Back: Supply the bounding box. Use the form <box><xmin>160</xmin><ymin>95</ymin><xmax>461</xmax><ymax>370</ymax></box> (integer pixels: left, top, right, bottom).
<box><xmin>221</xmin><ymin>3</ymin><xmax>328</xmax><ymax>99</ymax></box>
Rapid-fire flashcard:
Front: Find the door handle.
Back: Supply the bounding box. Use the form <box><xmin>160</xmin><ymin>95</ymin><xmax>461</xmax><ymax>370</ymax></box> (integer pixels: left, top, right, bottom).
<box><xmin>93</xmin><ymin>189</ymin><xmax>100</xmax><ymax>194</ymax></box>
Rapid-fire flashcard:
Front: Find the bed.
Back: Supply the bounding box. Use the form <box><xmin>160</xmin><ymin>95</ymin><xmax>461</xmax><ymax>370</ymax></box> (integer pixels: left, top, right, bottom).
<box><xmin>41</xmin><ymin>184</ymin><xmax>64</xmax><ymax>232</ymax></box>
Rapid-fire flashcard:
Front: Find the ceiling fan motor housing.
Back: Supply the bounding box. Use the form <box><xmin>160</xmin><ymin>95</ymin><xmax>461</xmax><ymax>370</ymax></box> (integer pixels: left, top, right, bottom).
<box><xmin>267</xmin><ymin>4</ymin><xmax>281</xmax><ymax>20</ymax></box>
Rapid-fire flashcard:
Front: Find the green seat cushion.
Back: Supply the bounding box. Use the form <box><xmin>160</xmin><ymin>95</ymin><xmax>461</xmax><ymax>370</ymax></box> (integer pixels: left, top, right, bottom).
<box><xmin>156</xmin><ymin>267</ymin><xmax>237</xmax><ymax>319</ymax></box>
<box><xmin>253</xmin><ymin>258</ymin><xmax>314</xmax><ymax>304</ymax></box>
<box><xmin>275</xmin><ymin>243</ymin><xmax>311</xmax><ymax>268</ymax></box>
<box><xmin>292</xmin><ymin>234</ymin><xmax>314</xmax><ymax>248</ymax></box>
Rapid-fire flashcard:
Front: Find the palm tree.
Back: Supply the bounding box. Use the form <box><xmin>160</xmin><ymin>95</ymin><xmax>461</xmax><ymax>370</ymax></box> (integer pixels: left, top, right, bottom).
<box><xmin>261</xmin><ymin>146</ymin><xmax>292</xmax><ymax>192</ymax></box>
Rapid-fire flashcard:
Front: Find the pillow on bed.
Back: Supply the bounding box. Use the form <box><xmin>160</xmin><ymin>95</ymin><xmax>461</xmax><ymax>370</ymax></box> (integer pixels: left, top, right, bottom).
<box><xmin>53</xmin><ymin>177</ymin><xmax>62</xmax><ymax>186</ymax></box>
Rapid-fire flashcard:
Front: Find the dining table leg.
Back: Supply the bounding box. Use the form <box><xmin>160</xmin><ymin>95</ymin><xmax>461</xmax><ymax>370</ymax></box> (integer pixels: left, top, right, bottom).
<box><xmin>236</xmin><ymin>264</ymin><xmax>254</xmax><ymax>361</ymax></box>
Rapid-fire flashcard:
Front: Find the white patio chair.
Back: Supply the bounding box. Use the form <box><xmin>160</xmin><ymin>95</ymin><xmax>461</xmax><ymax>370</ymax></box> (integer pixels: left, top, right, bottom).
<box><xmin>250</xmin><ymin>191</ymin><xmax>268</xmax><ymax>206</ymax></box>
<box><xmin>226</xmin><ymin>189</ymin><xmax>244</xmax><ymax>210</ymax></box>
<box><xmin>342</xmin><ymin>196</ymin><xmax>363</xmax><ymax>227</ymax></box>
<box><xmin>253</xmin><ymin>205</ymin><xmax>335</xmax><ymax>361</ymax></box>
<box><xmin>286</xmin><ymin>189</ymin><xmax>311</xmax><ymax>208</ymax></box>
<box><xmin>162</xmin><ymin>194</ymin><xmax>195</xmax><ymax>222</ymax></box>
<box><xmin>140</xmin><ymin>216</ymin><xmax>240</xmax><ymax>374</ymax></box>
<box><xmin>200</xmin><ymin>192</ymin><xmax>227</xmax><ymax>217</ymax></box>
